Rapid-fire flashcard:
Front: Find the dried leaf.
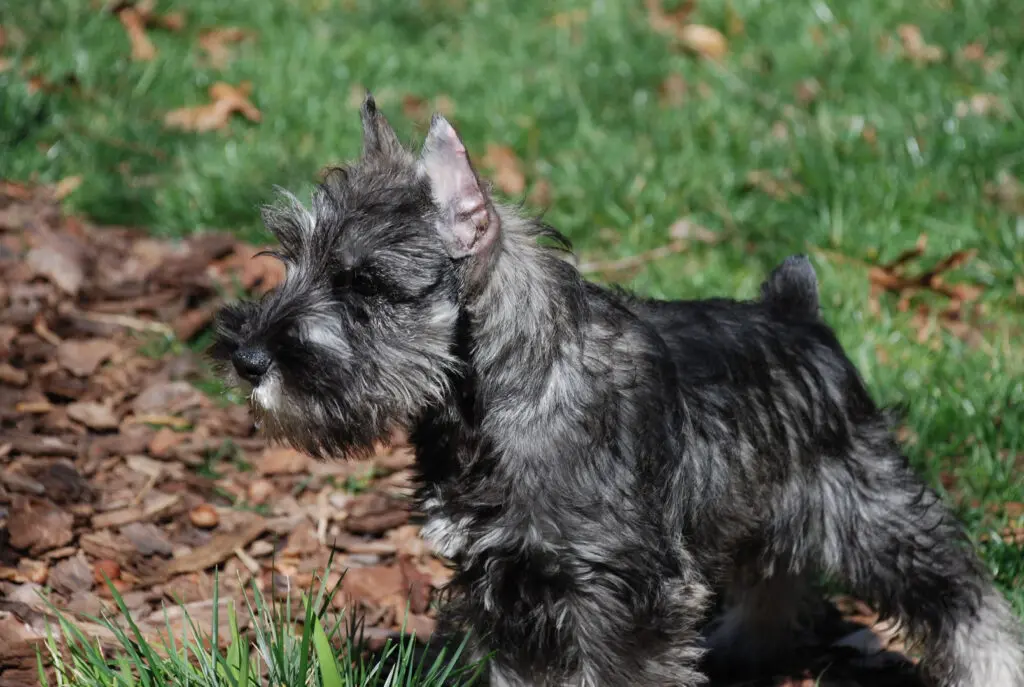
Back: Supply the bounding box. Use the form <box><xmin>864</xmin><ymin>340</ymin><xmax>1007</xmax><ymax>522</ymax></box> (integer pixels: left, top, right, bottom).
<box><xmin>984</xmin><ymin>171</ymin><xmax>1024</xmax><ymax>214</ymax></box>
<box><xmin>7</xmin><ymin>496</ymin><xmax>74</xmax><ymax>556</ymax></box>
<box><xmin>744</xmin><ymin>169</ymin><xmax>804</xmax><ymax>200</ymax></box>
<box><xmin>118</xmin><ymin>8</ymin><xmax>157</xmax><ymax>61</ymax></box>
<box><xmin>53</xmin><ymin>175</ymin><xmax>83</xmax><ymax>200</ymax></box>
<box><xmin>658</xmin><ymin>73</ymin><xmax>688</xmax><ymax>107</ymax></box>
<box><xmin>679</xmin><ymin>24</ymin><xmax>728</xmax><ymax>60</ymax></box>
<box><xmin>481</xmin><ymin>144</ymin><xmax>526</xmax><ymax>196</ymax></box>
<box><xmin>197</xmin><ymin>27</ymin><xmax>254</xmax><ymax>69</ymax></box>
<box><xmin>645</xmin><ymin>0</ymin><xmax>727</xmax><ymax>60</ymax></box>
<box><xmin>164</xmin><ymin>82</ymin><xmax>261</xmax><ymax>133</ymax></box>
<box><xmin>954</xmin><ymin>93</ymin><xmax>1004</xmax><ymax>118</ymax></box>
<box><xmin>132</xmin><ymin>380</ymin><xmax>205</xmax><ymax>415</ymax></box>
<box><xmin>66</xmin><ymin>401</ymin><xmax>120</xmax><ymax>430</ymax></box>
<box><xmin>26</xmin><ymin>240</ymin><xmax>86</xmax><ymax>296</ymax></box>
<box><xmin>143</xmin><ymin>519</ymin><xmax>267</xmax><ymax>584</ymax></box>
<box><xmin>257</xmin><ymin>446</ymin><xmax>308</xmax><ymax>475</ymax></box>
<box><xmin>897</xmin><ymin>24</ymin><xmax>944</xmax><ymax>65</ymax></box>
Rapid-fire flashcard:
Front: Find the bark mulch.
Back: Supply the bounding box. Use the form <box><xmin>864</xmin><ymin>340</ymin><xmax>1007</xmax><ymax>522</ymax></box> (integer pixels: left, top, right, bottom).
<box><xmin>0</xmin><ymin>181</ymin><xmax>921</xmax><ymax>686</ymax></box>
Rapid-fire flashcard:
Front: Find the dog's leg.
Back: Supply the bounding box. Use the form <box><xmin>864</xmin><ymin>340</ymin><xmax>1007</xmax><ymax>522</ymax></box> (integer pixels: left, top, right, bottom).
<box><xmin>701</xmin><ymin>569</ymin><xmax>831</xmax><ymax>678</ymax></box>
<box><xmin>812</xmin><ymin>442</ymin><xmax>1024</xmax><ymax>687</ymax></box>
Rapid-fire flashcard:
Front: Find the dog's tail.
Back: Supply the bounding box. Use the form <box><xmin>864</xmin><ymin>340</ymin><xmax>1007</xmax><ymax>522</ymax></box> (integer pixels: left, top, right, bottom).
<box><xmin>760</xmin><ymin>254</ymin><xmax>820</xmax><ymax>320</ymax></box>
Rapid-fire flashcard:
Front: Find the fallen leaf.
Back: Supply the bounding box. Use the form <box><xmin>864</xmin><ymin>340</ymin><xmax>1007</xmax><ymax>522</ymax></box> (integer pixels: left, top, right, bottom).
<box><xmin>189</xmin><ymin>504</ymin><xmax>220</xmax><ymax>529</ymax></box>
<box><xmin>954</xmin><ymin>93</ymin><xmax>1004</xmax><ymax>118</ymax></box>
<box><xmin>53</xmin><ymin>175</ymin><xmax>83</xmax><ymax>200</ymax></box>
<box><xmin>528</xmin><ymin>179</ymin><xmax>552</xmax><ymax>208</ymax></box>
<box><xmin>197</xmin><ymin>27</ymin><xmax>254</xmax><ymax>68</ymax></box>
<box><xmin>118</xmin><ymin>8</ymin><xmax>156</xmax><ymax>61</ymax></box>
<box><xmin>679</xmin><ymin>24</ymin><xmax>728</xmax><ymax>60</ymax></box>
<box><xmin>481</xmin><ymin>144</ymin><xmax>526</xmax><ymax>196</ymax></box>
<box><xmin>342</xmin><ymin>565</ymin><xmax>405</xmax><ymax>606</ymax></box>
<box><xmin>164</xmin><ymin>82</ymin><xmax>261</xmax><ymax>133</ymax></box>
<box><xmin>148</xmin><ymin>426</ymin><xmax>186</xmax><ymax>458</ymax></box>
<box><xmin>897</xmin><ymin>24</ymin><xmax>944</xmax><ymax>65</ymax></box>
<box><xmin>794</xmin><ymin>78</ymin><xmax>821</xmax><ymax>106</ymax></box>
<box><xmin>132</xmin><ymin>380</ymin><xmax>205</xmax><ymax>415</ymax></box>
<box><xmin>7</xmin><ymin>496</ymin><xmax>74</xmax><ymax>556</ymax></box>
<box><xmin>55</xmin><ymin>338</ymin><xmax>118</xmax><ymax>377</ymax></box>
<box><xmin>658</xmin><ymin>73</ymin><xmax>688</xmax><ymax>107</ymax></box>
<box><xmin>744</xmin><ymin>169</ymin><xmax>804</xmax><ymax>200</ymax></box>
<box><xmin>645</xmin><ymin>0</ymin><xmax>727</xmax><ymax>60</ymax></box>
<box><xmin>50</xmin><ymin>552</ymin><xmax>94</xmax><ymax>594</ymax></box>
<box><xmin>984</xmin><ymin>171</ymin><xmax>1024</xmax><ymax>215</ymax></box>
<box><xmin>26</xmin><ymin>239</ymin><xmax>86</xmax><ymax>296</ymax></box>
<box><xmin>120</xmin><ymin>522</ymin><xmax>174</xmax><ymax>556</ymax></box>
<box><xmin>66</xmin><ymin>401</ymin><xmax>120</xmax><ymax>430</ymax></box>
<box><xmin>143</xmin><ymin>519</ymin><xmax>267</xmax><ymax>584</ymax></box>
<box><xmin>257</xmin><ymin>446</ymin><xmax>308</xmax><ymax>475</ymax></box>
<box><xmin>549</xmin><ymin>9</ymin><xmax>588</xmax><ymax>29</ymax></box>
<box><xmin>959</xmin><ymin>42</ymin><xmax>984</xmax><ymax>62</ymax></box>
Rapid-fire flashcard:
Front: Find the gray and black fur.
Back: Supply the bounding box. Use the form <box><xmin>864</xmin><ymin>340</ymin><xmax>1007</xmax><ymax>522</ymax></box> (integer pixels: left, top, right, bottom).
<box><xmin>212</xmin><ymin>96</ymin><xmax>1024</xmax><ymax>687</ymax></box>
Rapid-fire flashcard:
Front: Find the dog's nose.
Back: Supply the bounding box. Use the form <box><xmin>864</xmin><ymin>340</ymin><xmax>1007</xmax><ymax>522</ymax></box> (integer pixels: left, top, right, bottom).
<box><xmin>232</xmin><ymin>345</ymin><xmax>272</xmax><ymax>383</ymax></box>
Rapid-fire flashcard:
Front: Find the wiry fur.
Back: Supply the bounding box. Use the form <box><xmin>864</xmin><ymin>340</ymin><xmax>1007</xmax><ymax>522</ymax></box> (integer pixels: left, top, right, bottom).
<box><xmin>212</xmin><ymin>96</ymin><xmax>1024</xmax><ymax>687</ymax></box>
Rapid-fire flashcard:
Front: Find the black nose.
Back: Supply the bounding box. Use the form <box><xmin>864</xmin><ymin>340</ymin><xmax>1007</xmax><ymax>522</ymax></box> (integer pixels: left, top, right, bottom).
<box><xmin>232</xmin><ymin>345</ymin><xmax>272</xmax><ymax>383</ymax></box>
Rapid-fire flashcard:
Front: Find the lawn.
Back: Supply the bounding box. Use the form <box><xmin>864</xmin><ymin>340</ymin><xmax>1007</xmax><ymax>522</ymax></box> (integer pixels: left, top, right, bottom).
<box><xmin>2</xmin><ymin>0</ymin><xmax>1022</xmax><ymax>670</ymax></box>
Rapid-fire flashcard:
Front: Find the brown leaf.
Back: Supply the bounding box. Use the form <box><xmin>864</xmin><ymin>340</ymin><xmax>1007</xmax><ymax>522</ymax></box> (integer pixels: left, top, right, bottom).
<box><xmin>141</xmin><ymin>518</ymin><xmax>267</xmax><ymax>584</ymax></box>
<box><xmin>148</xmin><ymin>426</ymin><xmax>186</xmax><ymax>458</ymax></box>
<box><xmin>25</xmin><ymin>238</ymin><xmax>86</xmax><ymax>296</ymax></box>
<box><xmin>164</xmin><ymin>82</ymin><xmax>261</xmax><ymax>133</ymax></box>
<box><xmin>481</xmin><ymin>144</ymin><xmax>526</xmax><ymax>196</ymax></box>
<box><xmin>132</xmin><ymin>380</ymin><xmax>205</xmax><ymax>415</ymax></box>
<box><xmin>120</xmin><ymin>522</ymin><xmax>174</xmax><ymax>556</ymax></box>
<box><xmin>794</xmin><ymin>78</ymin><xmax>821</xmax><ymax>106</ymax></box>
<box><xmin>959</xmin><ymin>42</ymin><xmax>985</xmax><ymax>61</ymax></box>
<box><xmin>66</xmin><ymin>401</ymin><xmax>120</xmax><ymax>430</ymax></box>
<box><xmin>257</xmin><ymin>446</ymin><xmax>308</xmax><ymax>475</ymax></box>
<box><xmin>197</xmin><ymin>27</ymin><xmax>254</xmax><ymax>69</ymax></box>
<box><xmin>53</xmin><ymin>175</ymin><xmax>83</xmax><ymax>200</ymax></box>
<box><xmin>189</xmin><ymin>503</ymin><xmax>220</xmax><ymax>529</ymax></box>
<box><xmin>56</xmin><ymin>338</ymin><xmax>118</xmax><ymax>377</ymax></box>
<box><xmin>679</xmin><ymin>24</ymin><xmax>728</xmax><ymax>60</ymax></box>
<box><xmin>50</xmin><ymin>552</ymin><xmax>94</xmax><ymax>594</ymax></box>
<box><xmin>528</xmin><ymin>179</ymin><xmax>552</xmax><ymax>209</ymax></box>
<box><xmin>954</xmin><ymin>93</ymin><xmax>1004</xmax><ymax>118</ymax></box>
<box><xmin>658</xmin><ymin>73</ymin><xmax>688</xmax><ymax>108</ymax></box>
<box><xmin>7</xmin><ymin>496</ymin><xmax>74</xmax><ymax>556</ymax></box>
<box><xmin>346</xmin><ymin>509</ymin><xmax>410</xmax><ymax>535</ymax></box>
<box><xmin>118</xmin><ymin>8</ymin><xmax>157</xmax><ymax>61</ymax></box>
<box><xmin>0</xmin><ymin>363</ymin><xmax>29</xmax><ymax>387</ymax></box>
<box><xmin>897</xmin><ymin>24</ymin><xmax>944</xmax><ymax>65</ymax></box>
<box><xmin>645</xmin><ymin>0</ymin><xmax>727</xmax><ymax>60</ymax></box>
<box><xmin>342</xmin><ymin>565</ymin><xmax>405</xmax><ymax>607</ymax></box>
<box><xmin>744</xmin><ymin>169</ymin><xmax>804</xmax><ymax>200</ymax></box>
<box><xmin>984</xmin><ymin>171</ymin><xmax>1024</xmax><ymax>214</ymax></box>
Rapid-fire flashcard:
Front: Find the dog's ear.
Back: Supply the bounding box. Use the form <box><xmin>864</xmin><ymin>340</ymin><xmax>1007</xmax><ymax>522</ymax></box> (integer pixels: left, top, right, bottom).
<box><xmin>360</xmin><ymin>93</ymin><xmax>405</xmax><ymax>161</ymax></box>
<box><xmin>419</xmin><ymin>114</ymin><xmax>500</xmax><ymax>259</ymax></box>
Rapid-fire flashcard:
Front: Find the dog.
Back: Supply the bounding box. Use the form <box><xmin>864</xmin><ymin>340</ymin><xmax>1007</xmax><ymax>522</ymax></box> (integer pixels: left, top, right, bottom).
<box><xmin>211</xmin><ymin>95</ymin><xmax>1024</xmax><ymax>686</ymax></box>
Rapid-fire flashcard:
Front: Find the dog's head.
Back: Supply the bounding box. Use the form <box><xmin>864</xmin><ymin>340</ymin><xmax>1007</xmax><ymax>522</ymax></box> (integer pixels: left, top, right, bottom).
<box><xmin>210</xmin><ymin>95</ymin><xmax>505</xmax><ymax>458</ymax></box>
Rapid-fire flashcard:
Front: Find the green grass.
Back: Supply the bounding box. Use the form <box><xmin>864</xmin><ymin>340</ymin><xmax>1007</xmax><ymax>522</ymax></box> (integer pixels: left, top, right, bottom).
<box><xmin>3</xmin><ymin>0</ymin><xmax>1022</xmax><ymax>625</ymax></box>
<box><xmin>39</xmin><ymin>567</ymin><xmax>483</xmax><ymax>686</ymax></box>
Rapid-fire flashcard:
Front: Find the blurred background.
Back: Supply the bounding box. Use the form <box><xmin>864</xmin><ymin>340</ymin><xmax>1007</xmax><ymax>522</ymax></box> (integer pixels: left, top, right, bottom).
<box><xmin>1</xmin><ymin>0</ymin><xmax>1022</xmax><ymax>610</ymax></box>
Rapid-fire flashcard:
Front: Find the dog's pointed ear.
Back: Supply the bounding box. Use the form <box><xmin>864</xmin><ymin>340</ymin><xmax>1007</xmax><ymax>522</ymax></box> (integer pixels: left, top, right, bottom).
<box><xmin>419</xmin><ymin>114</ymin><xmax>500</xmax><ymax>258</ymax></box>
<box><xmin>360</xmin><ymin>93</ymin><xmax>405</xmax><ymax>160</ymax></box>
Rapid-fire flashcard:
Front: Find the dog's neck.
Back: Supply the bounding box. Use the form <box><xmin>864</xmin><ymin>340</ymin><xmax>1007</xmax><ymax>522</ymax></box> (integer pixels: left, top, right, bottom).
<box><xmin>463</xmin><ymin>209</ymin><xmax>586</xmax><ymax>396</ymax></box>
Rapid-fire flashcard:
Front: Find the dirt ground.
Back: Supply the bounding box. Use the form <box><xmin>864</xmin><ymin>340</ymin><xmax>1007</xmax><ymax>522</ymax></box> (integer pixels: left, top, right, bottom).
<box><xmin>0</xmin><ymin>182</ymin><xmax>923</xmax><ymax>686</ymax></box>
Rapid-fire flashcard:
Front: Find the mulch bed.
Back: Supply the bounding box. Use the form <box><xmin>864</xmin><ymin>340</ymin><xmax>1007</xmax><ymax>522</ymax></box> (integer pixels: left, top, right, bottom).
<box><xmin>0</xmin><ymin>181</ymin><xmax>922</xmax><ymax>686</ymax></box>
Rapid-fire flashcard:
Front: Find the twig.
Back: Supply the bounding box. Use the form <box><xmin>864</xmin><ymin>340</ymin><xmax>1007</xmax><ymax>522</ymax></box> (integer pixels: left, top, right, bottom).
<box><xmin>71</xmin><ymin>309</ymin><xmax>173</xmax><ymax>336</ymax></box>
<box><xmin>579</xmin><ymin>239</ymin><xmax>689</xmax><ymax>275</ymax></box>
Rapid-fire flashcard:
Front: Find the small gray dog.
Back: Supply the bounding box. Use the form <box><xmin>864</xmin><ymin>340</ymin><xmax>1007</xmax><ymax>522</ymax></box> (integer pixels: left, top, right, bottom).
<box><xmin>212</xmin><ymin>96</ymin><xmax>1024</xmax><ymax>687</ymax></box>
